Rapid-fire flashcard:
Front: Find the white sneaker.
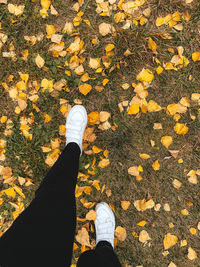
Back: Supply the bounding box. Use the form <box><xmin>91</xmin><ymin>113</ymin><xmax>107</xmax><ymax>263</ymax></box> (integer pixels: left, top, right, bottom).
<box><xmin>95</xmin><ymin>202</ymin><xmax>115</xmax><ymax>249</ymax></box>
<box><xmin>65</xmin><ymin>105</ymin><xmax>88</xmax><ymax>156</ymax></box>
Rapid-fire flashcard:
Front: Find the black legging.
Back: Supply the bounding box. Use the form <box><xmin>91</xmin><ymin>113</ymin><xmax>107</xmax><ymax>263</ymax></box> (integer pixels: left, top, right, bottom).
<box><xmin>0</xmin><ymin>143</ymin><xmax>122</xmax><ymax>267</ymax></box>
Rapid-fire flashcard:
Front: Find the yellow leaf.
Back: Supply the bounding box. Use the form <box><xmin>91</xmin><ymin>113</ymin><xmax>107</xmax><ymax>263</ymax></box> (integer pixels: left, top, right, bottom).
<box><xmin>139</xmin><ymin>230</ymin><xmax>151</xmax><ymax>243</ymax></box>
<box><xmin>181</xmin><ymin>209</ymin><xmax>189</xmax><ymax>215</ymax></box>
<box><xmin>115</xmin><ymin>226</ymin><xmax>127</xmax><ymax>241</ymax></box>
<box><xmin>79</xmin><ymin>84</ymin><xmax>92</xmax><ymax>95</ymax></box>
<box><xmin>0</xmin><ymin>116</ymin><xmax>7</xmax><ymax>123</ymax></box>
<box><xmin>100</xmin><ymin>111</ymin><xmax>110</xmax><ymax>122</ymax></box>
<box><xmin>41</xmin><ymin>78</ymin><xmax>53</xmax><ymax>92</ymax></box>
<box><xmin>105</xmin><ymin>44</ymin><xmax>115</xmax><ymax>52</ymax></box>
<box><xmin>81</xmin><ymin>73</ymin><xmax>89</xmax><ymax>82</ymax></box>
<box><xmin>98</xmin><ymin>158</ymin><xmax>110</xmax><ymax>168</ymax></box>
<box><xmin>88</xmin><ymin>111</ymin><xmax>100</xmax><ymax>125</ymax></box>
<box><xmin>35</xmin><ymin>54</ymin><xmax>45</xmax><ymax>68</ymax></box>
<box><xmin>121</xmin><ymin>201</ymin><xmax>131</xmax><ymax>210</ymax></box>
<box><xmin>189</xmin><ymin>227</ymin><xmax>197</xmax><ymax>235</ymax></box>
<box><xmin>137</xmin><ymin>220</ymin><xmax>147</xmax><ymax>226</ymax></box>
<box><xmin>8</xmin><ymin>4</ymin><xmax>24</xmax><ymax>16</ymax></box>
<box><xmin>174</xmin><ymin>123</ymin><xmax>188</xmax><ymax>135</ymax></box>
<box><xmin>178</xmin><ymin>158</ymin><xmax>183</xmax><ymax>164</ymax></box>
<box><xmin>137</xmin><ymin>68</ymin><xmax>154</xmax><ymax>83</ymax></box>
<box><xmin>148</xmin><ymin>37</ymin><xmax>157</xmax><ymax>51</ymax></box>
<box><xmin>132</xmin><ymin>231</ymin><xmax>139</xmax><ymax>237</ymax></box>
<box><xmin>180</xmin><ymin>239</ymin><xmax>187</xmax><ymax>247</ymax></box>
<box><xmin>102</xmin><ymin>78</ymin><xmax>109</xmax><ymax>86</ymax></box>
<box><xmin>172</xmin><ymin>179</ymin><xmax>182</xmax><ymax>189</ymax></box>
<box><xmin>161</xmin><ymin>136</ymin><xmax>173</xmax><ymax>149</ymax></box>
<box><xmin>152</xmin><ymin>160</ymin><xmax>160</xmax><ymax>170</ymax></box>
<box><xmin>89</xmin><ymin>58</ymin><xmax>100</xmax><ymax>69</ymax></box>
<box><xmin>140</xmin><ymin>17</ymin><xmax>147</xmax><ymax>26</ymax></box>
<box><xmin>46</xmin><ymin>24</ymin><xmax>56</xmax><ymax>38</ymax></box>
<box><xmin>163</xmin><ymin>233</ymin><xmax>178</xmax><ymax>250</ymax></box>
<box><xmin>153</xmin><ymin>123</ymin><xmax>162</xmax><ymax>129</ymax></box>
<box><xmin>99</xmin><ymin>23</ymin><xmax>115</xmax><ymax>36</ymax></box>
<box><xmin>2</xmin><ymin>187</ymin><xmax>16</xmax><ymax>198</ymax></box>
<box><xmin>73</xmin><ymin>242</ymin><xmax>79</xmax><ymax>251</ymax></box>
<box><xmin>86</xmin><ymin>210</ymin><xmax>96</xmax><ymax>221</ymax></box>
<box><xmin>192</xmin><ymin>52</ymin><xmax>200</xmax><ymax>62</ymax></box>
<box><xmin>13</xmin><ymin>185</ymin><xmax>25</xmax><ymax>199</ymax></box>
<box><xmin>92</xmin><ymin>146</ymin><xmax>103</xmax><ymax>154</ymax></box>
<box><xmin>156</xmin><ymin>66</ymin><xmax>163</xmax><ymax>75</ymax></box>
<box><xmin>147</xmin><ymin>100</ymin><xmax>162</xmax><ymax>112</ymax></box>
<box><xmin>114</xmin><ymin>12</ymin><xmax>125</xmax><ymax>23</ymax></box>
<box><xmin>139</xmin><ymin>153</ymin><xmax>150</xmax><ymax>159</ymax></box>
<box><xmin>41</xmin><ymin>0</ymin><xmax>51</xmax><ymax>10</ymax></box>
<box><xmin>187</xmin><ymin>247</ymin><xmax>197</xmax><ymax>260</ymax></box>
<box><xmin>134</xmin><ymin>199</ymin><xmax>155</xmax><ymax>212</ymax></box>
<box><xmin>128</xmin><ymin>166</ymin><xmax>139</xmax><ymax>176</ymax></box>
<box><xmin>43</xmin><ymin>113</ymin><xmax>51</xmax><ymax>123</ymax></box>
<box><xmin>156</xmin><ymin>17</ymin><xmax>165</xmax><ymax>26</ymax></box>
<box><xmin>128</xmin><ymin>104</ymin><xmax>140</xmax><ymax>114</ymax></box>
<box><xmin>75</xmin><ymin>227</ymin><xmax>92</xmax><ymax>247</ymax></box>
<box><xmin>92</xmin><ymin>180</ymin><xmax>100</xmax><ymax>191</ymax></box>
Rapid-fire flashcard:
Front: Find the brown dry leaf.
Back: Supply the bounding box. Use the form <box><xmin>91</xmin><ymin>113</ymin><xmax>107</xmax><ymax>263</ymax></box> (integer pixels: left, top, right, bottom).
<box><xmin>187</xmin><ymin>247</ymin><xmax>197</xmax><ymax>260</ymax></box>
<box><xmin>35</xmin><ymin>54</ymin><xmax>45</xmax><ymax>68</ymax></box>
<box><xmin>134</xmin><ymin>199</ymin><xmax>155</xmax><ymax>212</ymax></box>
<box><xmin>115</xmin><ymin>226</ymin><xmax>127</xmax><ymax>241</ymax></box>
<box><xmin>163</xmin><ymin>233</ymin><xmax>178</xmax><ymax>250</ymax></box>
<box><xmin>106</xmin><ymin>189</ymin><xmax>112</xmax><ymax>197</ymax></box>
<box><xmin>169</xmin><ymin>150</ymin><xmax>179</xmax><ymax>159</ymax></box>
<box><xmin>86</xmin><ymin>210</ymin><xmax>96</xmax><ymax>221</ymax></box>
<box><xmin>139</xmin><ymin>230</ymin><xmax>151</xmax><ymax>243</ymax></box>
<box><xmin>76</xmin><ymin>227</ymin><xmax>92</xmax><ymax>248</ymax></box>
<box><xmin>121</xmin><ymin>201</ymin><xmax>131</xmax><ymax>210</ymax></box>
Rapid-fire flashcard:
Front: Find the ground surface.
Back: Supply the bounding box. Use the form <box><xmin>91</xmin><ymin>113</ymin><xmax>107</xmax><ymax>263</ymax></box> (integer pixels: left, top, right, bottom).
<box><xmin>0</xmin><ymin>0</ymin><xmax>200</xmax><ymax>266</ymax></box>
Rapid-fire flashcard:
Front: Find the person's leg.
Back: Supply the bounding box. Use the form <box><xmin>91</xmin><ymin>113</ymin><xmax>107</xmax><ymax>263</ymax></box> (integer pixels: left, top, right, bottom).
<box><xmin>0</xmin><ymin>142</ymin><xmax>80</xmax><ymax>267</ymax></box>
<box><xmin>77</xmin><ymin>241</ymin><xmax>122</xmax><ymax>267</ymax></box>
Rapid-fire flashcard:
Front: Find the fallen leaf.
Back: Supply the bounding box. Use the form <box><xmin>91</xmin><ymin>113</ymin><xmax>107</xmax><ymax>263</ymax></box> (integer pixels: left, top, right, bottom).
<box><xmin>172</xmin><ymin>179</ymin><xmax>182</xmax><ymax>189</ymax></box>
<box><xmin>76</xmin><ymin>227</ymin><xmax>92</xmax><ymax>247</ymax></box>
<box><xmin>134</xmin><ymin>199</ymin><xmax>155</xmax><ymax>211</ymax></box>
<box><xmin>86</xmin><ymin>210</ymin><xmax>96</xmax><ymax>221</ymax></box>
<box><xmin>148</xmin><ymin>37</ymin><xmax>157</xmax><ymax>51</ymax></box>
<box><xmin>187</xmin><ymin>247</ymin><xmax>197</xmax><ymax>260</ymax></box>
<box><xmin>163</xmin><ymin>233</ymin><xmax>178</xmax><ymax>250</ymax></box>
<box><xmin>128</xmin><ymin>166</ymin><xmax>139</xmax><ymax>176</ymax></box>
<box><xmin>89</xmin><ymin>58</ymin><xmax>100</xmax><ymax>69</ymax></box>
<box><xmin>99</xmin><ymin>23</ymin><xmax>115</xmax><ymax>36</ymax></box>
<box><xmin>192</xmin><ymin>52</ymin><xmax>200</xmax><ymax>62</ymax></box>
<box><xmin>139</xmin><ymin>153</ymin><xmax>150</xmax><ymax>159</ymax></box>
<box><xmin>137</xmin><ymin>220</ymin><xmax>147</xmax><ymax>226</ymax></box>
<box><xmin>79</xmin><ymin>84</ymin><xmax>92</xmax><ymax>95</ymax></box>
<box><xmin>115</xmin><ymin>226</ymin><xmax>127</xmax><ymax>241</ymax></box>
<box><xmin>100</xmin><ymin>111</ymin><xmax>110</xmax><ymax>122</ymax></box>
<box><xmin>139</xmin><ymin>230</ymin><xmax>151</xmax><ymax>243</ymax></box>
<box><xmin>161</xmin><ymin>136</ymin><xmax>173</xmax><ymax>149</ymax></box>
<box><xmin>35</xmin><ymin>54</ymin><xmax>45</xmax><ymax>68</ymax></box>
<box><xmin>174</xmin><ymin>123</ymin><xmax>188</xmax><ymax>135</ymax></box>
<box><xmin>153</xmin><ymin>123</ymin><xmax>162</xmax><ymax>129</ymax></box>
<box><xmin>41</xmin><ymin>0</ymin><xmax>51</xmax><ymax>10</ymax></box>
<box><xmin>152</xmin><ymin>160</ymin><xmax>160</xmax><ymax>171</ymax></box>
<box><xmin>128</xmin><ymin>104</ymin><xmax>140</xmax><ymax>114</ymax></box>
<box><xmin>98</xmin><ymin>158</ymin><xmax>110</xmax><ymax>168</ymax></box>
<box><xmin>121</xmin><ymin>201</ymin><xmax>131</xmax><ymax>210</ymax></box>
